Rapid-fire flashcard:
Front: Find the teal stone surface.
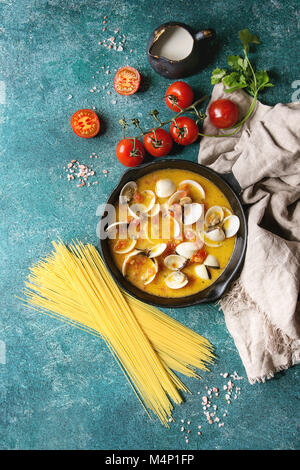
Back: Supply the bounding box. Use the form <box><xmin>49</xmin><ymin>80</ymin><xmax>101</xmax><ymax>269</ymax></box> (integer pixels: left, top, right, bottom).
<box><xmin>0</xmin><ymin>0</ymin><xmax>299</xmax><ymax>450</ymax></box>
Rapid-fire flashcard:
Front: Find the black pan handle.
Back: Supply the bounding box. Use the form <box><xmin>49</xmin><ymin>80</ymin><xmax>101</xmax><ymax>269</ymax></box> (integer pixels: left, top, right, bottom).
<box><xmin>220</xmin><ymin>172</ymin><xmax>242</xmax><ymax>196</ymax></box>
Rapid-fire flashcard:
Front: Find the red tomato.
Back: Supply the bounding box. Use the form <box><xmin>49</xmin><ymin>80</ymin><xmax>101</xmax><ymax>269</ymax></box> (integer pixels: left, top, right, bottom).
<box><xmin>169</xmin><ymin>116</ymin><xmax>199</xmax><ymax>146</ymax></box>
<box><xmin>114</xmin><ymin>66</ymin><xmax>141</xmax><ymax>96</ymax></box>
<box><xmin>143</xmin><ymin>128</ymin><xmax>173</xmax><ymax>157</ymax></box>
<box><xmin>165</xmin><ymin>81</ymin><xmax>194</xmax><ymax>112</ymax></box>
<box><xmin>70</xmin><ymin>109</ymin><xmax>100</xmax><ymax>138</ymax></box>
<box><xmin>209</xmin><ymin>99</ymin><xmax>239</xmax><ymax>129</ymax></box>
<box><xmin>191</xmin><ymin>248</ymin><xmax>207</xmax><ymax>264</ymax></box>
<box><xmin>116</xmin><ymin>138</ymin><xmax>145</xmax><ymax>167</ymax></box>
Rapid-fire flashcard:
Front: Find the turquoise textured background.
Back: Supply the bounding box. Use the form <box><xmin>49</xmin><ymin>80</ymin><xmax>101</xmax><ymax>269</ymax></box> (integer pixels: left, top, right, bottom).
<box><xmin>0</xmin><ymin>0</ymin><xmax>299</xmax><ymax>450</ymax></box>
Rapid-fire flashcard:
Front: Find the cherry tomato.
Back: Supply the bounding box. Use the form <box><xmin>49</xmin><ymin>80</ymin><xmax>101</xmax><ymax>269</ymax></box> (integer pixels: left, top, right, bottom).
<box><xmin>191</xmin><ymin>248</ymin><xmax>207</xmax><ymax>264</ymax></box>
<box><xmin>70</xmin><ymin>109</ymin><xmax>100</xmax><ymax>138</ymax></box>
<box><xmin>169</xmin><ymin>116</ymin><xmax>199</xmax><ymax>146</ymax></box>
<box><xmin>165</xmin><ymin>81</ymin><xmax>194</xmax><ymax>112</ymax></box>
<box><xmin>209</xmin><ymin>99</ymin><xmax>239</xmax><ymax>129</ymax></box>
<box><xmin>114</xmin><ymin>66</ymin><xmax>141</xmax><ymax>96</ymax></box>
<box><xmin>116</xmin><ymin>138</ymin><xmax>145</xmax><ymax>167</ymax></box>
<box><xmin>143</xmin><ymin>128</ymin><xmax>173</xmax><ymax>157</ymax></box>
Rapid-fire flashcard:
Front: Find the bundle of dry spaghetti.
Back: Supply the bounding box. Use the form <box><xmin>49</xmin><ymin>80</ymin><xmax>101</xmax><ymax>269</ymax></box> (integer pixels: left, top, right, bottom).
<box><xmin>23</xmin><ymin>240</ymin><xmax>214</xmax><ymax>426</ymax></box>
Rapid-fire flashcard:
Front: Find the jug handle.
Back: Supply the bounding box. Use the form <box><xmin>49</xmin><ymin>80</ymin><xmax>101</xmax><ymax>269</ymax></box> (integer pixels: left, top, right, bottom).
<box><xmin>195</xmin><ymin>29</ymin><xmax>216</xmax><ymax>42</ymax></box>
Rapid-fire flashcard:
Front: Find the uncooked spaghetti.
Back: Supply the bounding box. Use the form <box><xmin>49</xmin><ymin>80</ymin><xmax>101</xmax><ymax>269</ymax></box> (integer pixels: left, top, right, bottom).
<box><xmin>23</xmin><ymin>240</ymin><xmax>214</xmax><ymax>425</ymax></box>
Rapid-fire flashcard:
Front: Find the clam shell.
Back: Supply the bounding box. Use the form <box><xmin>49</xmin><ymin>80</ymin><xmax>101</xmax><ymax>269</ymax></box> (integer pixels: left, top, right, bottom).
<box><xmin>149</xmin><ymin>203</ymin><xmax>160</xmax><ymax>217</ymax></box>
<box><xmin>122</xmin><ymin>249</ymin><xmax>143</xmax><ymax>276</ymax></box>
<box><xmin>205</xmin><ymin>206</ymin><xmax>224</xmax><ymax>228</ymax></box>
<box><xmin>183</xmin><ymin>203</ymin><xmax>203</xmax><ymax>225</ymax></box>
<box><xmin>175</xmin><ymin>241</ymin><xmax>198</xmax><ymax>259</ymax></box>
<box><xmin>223</xmin><ymin>215</ymin><xmax>240</xmax><ymax>238</ymax></box>
<box><xmin>113</xmin><ymin>238</ymin><xmax>137</xmax><ymax>254</ymax></box>
<box><xmin>168</xmin><ymin>190</ymin><xmax>187</xmax><ymax>207</ymax></box>
<box><xmin>164</xmin><ymin>254</ymin><xmax>187</xmax><ymax>271</ymax></box>
<box><xmin>155</xmin><ymin>179</ymin><xmax>176</xmax><ymax>198</ymax></box>
<box><xmin>119</xmin><ymin>181</ymin><xmax>137</xmax><ymax>203</ymax></box>
<box><xmin>204</xmin><ymin>254</ymin><xmax>220</xmax><ymax>269</ymax></box>
<box><xmin>105</xmin><ymin>221</ymin><xmax>128</xmax><ymax>235</ymax></box>
<box><xmin>161</xmin><ymin>215</ymin><xmax>181</xmax><ymax>239</ymax></box>
<box><xmin>198</xmin><ymin>231</ymin><xmax>222</xmax><ymax>248</ymax></box>
<box><xmin>195</xmin><ymin>264</ymin><xmax>211</xmax><ymax>280</ymax></box>
<box><xmin>222</xmin><ymin>206</ymin><xmax>233</xmax><ymax>218</ymax></box>
<box><xmin>179</xmin><ymin>180</ymin><xmax>205</xmax><ymax>199</ymax></box>
<box><xmin>147</xmin><ymin>243</ymin><xmax>167</xmax><ymax>258</ymax></box>
<box><xmin>205</xmin><ymin>227</ymin><xmax>226</xmax><ymax>242</ymax></box>
<box><xmin>143</xmin><ymin>258</ymin><xmax>158</xmax><ymax>285</ymax></box>
<box><xmin>165</xmin><ymin>271</ymin><xmax>188</xmax><ymax>289</ymax></box>
<box><xmin>128</xmin><ymin>190</ymin><xmax>156</xmax><ymax>218</ymax></box>
<box><xmin>160</xmin><ymin>202</ymin><xmax>169</xmax><ymax>218</ymax></box>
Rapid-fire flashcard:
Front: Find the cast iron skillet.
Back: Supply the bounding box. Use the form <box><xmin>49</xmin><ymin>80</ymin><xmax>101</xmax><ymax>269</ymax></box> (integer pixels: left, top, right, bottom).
<box><xmin>99</xmin><ymin>159</ymin><xmax>247</xmax><ymax>308</ymax></box>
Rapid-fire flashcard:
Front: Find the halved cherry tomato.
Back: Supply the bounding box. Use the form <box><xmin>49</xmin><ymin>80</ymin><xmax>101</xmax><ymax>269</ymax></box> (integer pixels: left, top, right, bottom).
<box><xmin>143</xmin><ymin>128</ymin><xmax>173</xmax><ymax>157</ymax></box>
<box><xmin>169</xmin><ymin>116</ymin><xmax>199</xmax><ymax>146</ymax></box>
<box><xmin>191</xmin><ymin>248</ymin><xmax>207</xmax><ymax>264</ymax></box>
<box><xmin>116</xmin><ymin>138</ymin><xmax>145</xmax><ymax>167</ymax></box>
<box><xmin>114</xmin><ymin>66</ymin><xmax>141</xmax><ymax>96</ymax></box>
<box><xmin>70</xmin><ymin>109</ymin><xmax>100</xmax><ymax>138</ymax></box>
<box><xmin>165</xmin><ymin>81</ymin><xmax>194</xmax><ymax>112</ymax></box>
<box><xmin>209</xmin><ymin>99</ymin><xmax>239</xmax><ymax>129</ymax></box>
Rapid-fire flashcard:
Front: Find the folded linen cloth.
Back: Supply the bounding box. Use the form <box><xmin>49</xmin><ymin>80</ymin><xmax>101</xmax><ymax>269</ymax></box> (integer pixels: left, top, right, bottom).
<box><xmin>198</xmin><ymin>83</ymin><xmax>300</xmax><ymax>383</ymax></box>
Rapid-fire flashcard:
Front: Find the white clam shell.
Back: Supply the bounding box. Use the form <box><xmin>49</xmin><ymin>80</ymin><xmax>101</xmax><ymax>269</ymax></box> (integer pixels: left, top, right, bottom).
<box><xmin>128</xmin><ymin>204</ymin><xmax>147</xmax><ymax>219</ymax></box>
<box><xmin>113</xmin><ymin>238</ymin><xmax>137</xmax><ymax>254</ymax></box>
<box><xmin>179</xmin><ymin>180</ymin><xmax>205</xmax><ymax>199</ymax></box>
<box><xmin>149</xmin><ymin>203</ymin><xmax>160</xmax><ymax>217</ymax></box>
<box><xmin>160</xmin><ymin>215</ymin><xmax>181</xmax><ymax>239</ymax></box>
<box><xmin>204</xmin><ymin>254</ymin><xmax>220</xmax><ymax>269</ymax></box>
<box><xmin>198</xmin><ymin>231</ymin><xmax>222</xmax><ymax>248</ymax></box>
<box><xmin>175</xmin><ymin>241</ymin><xmax>198</xmax><ymax>259</ymax></box>
<box><xmin>164</xmin><ymin>254</ymin><xmax>187</xmax><ymax>271</ymax></box>
<box><xmin>205</xmin><ymin>227</ymin><xmax>226</xmax><ymax>242</ymax></box>
<box><xmin>122</xmin><ymin>249</ymin><xmax>142</xmax><ymax>276</ymax></box>
<box><xmin>105</xmin><ymin>220</ymin><xmax>128</xmax><ymax>234</ymax></box>
<box><xmin>119</xmin><ymin>181</ymin><xmax>137</xmax><ymax>203</ymax></box>
<box><xmin>128</xmin><ymin>190</ymin><xmax>156</xmax><ymax>218</ymax></box>
<box><xmin>160</xmin><ymin>202</ymin><xmax>169</xmax><ymax>217</ymax></box>
<box><xmin>168</xmin><ymin>190</ymin><xmax>187</xmax><ymax>207</ymax></box>
<box><xmin>223</xmin><ymin>215</ymin><xmax>240</xmax><ymax>238</ymax></box>
<box><xmin>222</xmin><ymin>206</ymin><xmax>233</xmax><ymax>218</ymax></box>
<box><xmin>143</xmin><ymin>258</ymin><xmax>158</xmax><ymax>285</ymax></box>
<box><xmin>155</xmin><ymin>179</ymin><xmax>176</xmax><ymax>198</ymax></box>
<box><xmin>183</xmin><ymin>203</ymin><xmax>203</xmax><ymax>225</ymax></box>
<box><xmin>173</xmin><ymin>218</ymin><xmax>181</xmax><ymax>238</ymax></box>
<box><xmin>195</xmin><ymin>264</ymin><xmax>211</xmax><ymax>280</ymax></box>
<box><xmin>165</xmin><ymin>271</ymin><xmax>188</xmax><ymax>289</ymax></box>
<box><xmin>147</xmin><ymin>243</ymin><xmax>167</xmax><ymax>258</ymax></box>
<box><xmin>205</xmin><ymin>206</ymin><xmax>224</xmax><ymax>228</ymax></box>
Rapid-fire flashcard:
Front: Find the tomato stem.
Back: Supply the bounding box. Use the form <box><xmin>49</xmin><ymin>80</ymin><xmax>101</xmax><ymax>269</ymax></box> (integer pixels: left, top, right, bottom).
<box><xmin>123</xmin><ymin>95</ymin><xmax>208</xmax><ymax>140</ymax></box>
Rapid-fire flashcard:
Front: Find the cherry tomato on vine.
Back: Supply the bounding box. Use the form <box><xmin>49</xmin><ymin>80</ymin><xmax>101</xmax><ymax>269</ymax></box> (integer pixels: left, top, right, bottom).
<box><xmin>116</xmin><ymin>138</ymin><xmax>145</xmax><ymax>167</ymax></box>
<box><xmin>70</xmin><ymin>109</ymin><xmax>100</xmax><ymax>138</ymax></box>
<box><xmin>169</xmin><ymin>116</ymin><xmax>199</xmax><ymax>146</ymax></box>
<box><xmin>143</xmin><ymin>128</ymin><xmax>173</xmax><ymax>157</ymax></box>
<box><xmin>209</xmin><ymin>99</ymin><xmax>239</xmax><ymax>129</ymax></box>
<box><xmin>165</xmin><ymin>81</ymin><xmax>194</xmax><ymax>113</ymax></box>
<box><xmin>114</xmin><ymin>66</ymin><xmax>141</xmax><ymax>96</ymax></box>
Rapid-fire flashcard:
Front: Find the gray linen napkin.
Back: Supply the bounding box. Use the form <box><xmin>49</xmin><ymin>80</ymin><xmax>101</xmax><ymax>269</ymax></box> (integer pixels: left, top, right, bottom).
<box><xmin>198</xmin><ymin>83</ymin><xmax>300</xmax><ymax>383</ymax></box>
